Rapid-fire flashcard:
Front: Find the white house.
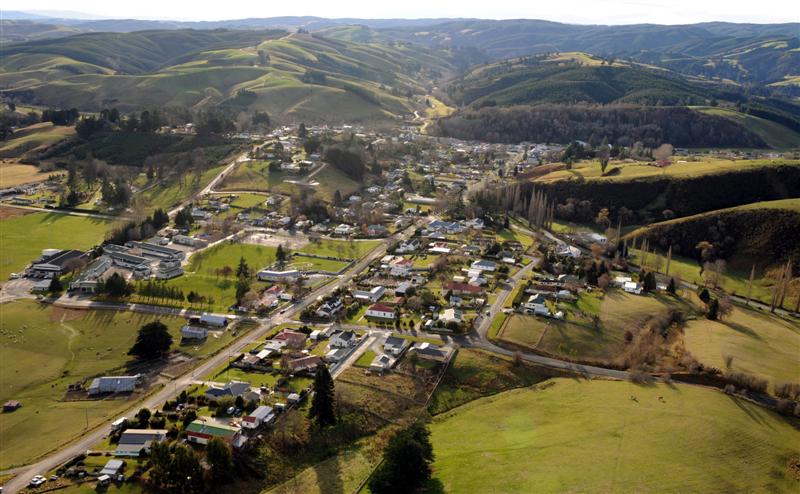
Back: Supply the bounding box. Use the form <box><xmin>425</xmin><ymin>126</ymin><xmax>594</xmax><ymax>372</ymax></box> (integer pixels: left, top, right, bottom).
<box><xmin>242</xmin><ymin>406</ymin><xmax>275</xmax><ymax>429</ymax></box>
<box><xmin>524</xmin><ymin>294</ymin><xmax>550</xmax><ymax>317</ymax></box>
<box><xmin>369</xmin><ymin>354</ymin><xmax>395</xmax><ymax>373</ymax></box>
<box><xmin>440</xmin><ymin>308</ymin><xmax>464</xmax><ymax>325</ymax></box>
<box><xmin>365</xmin><ymin>303</ymin><xmax>396</xmax><ymax>320</ymax></box>
<box><xmin>354</xmin><ymin>286</ymin><xmax>385</xmax><ymax>303</ymax></box>
<box><xmin>470</xmin><ymin>259</ymin><xmax>497</xmax><ymax>272</ymax></box>
<box><xmin>383</xmin><ymin>336</ymin><xmax>409</xmax><ymax>356</ymax></box>
<box><xmin>330</xmin><ymin>330</ymin><xmax>358</xmax><ymax>348</ymax></box>
<box><xmin>333</xmin><ymin>224</ymin><xmax>354</xmax><ymax>236</ymax></box>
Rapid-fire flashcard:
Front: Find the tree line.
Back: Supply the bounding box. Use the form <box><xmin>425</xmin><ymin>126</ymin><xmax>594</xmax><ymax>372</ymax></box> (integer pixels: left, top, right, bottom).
<box><xmin>432</xmin><ymin>104</ymin><xmax>766</xmax><ymax>148</ymax></box>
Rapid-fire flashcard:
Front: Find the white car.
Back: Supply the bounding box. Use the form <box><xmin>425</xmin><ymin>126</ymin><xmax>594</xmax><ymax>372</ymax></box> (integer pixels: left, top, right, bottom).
<box><xmin>29</xmin><ymin>475</ymin><xmax>46</xmax><ymax>487</ymax></box>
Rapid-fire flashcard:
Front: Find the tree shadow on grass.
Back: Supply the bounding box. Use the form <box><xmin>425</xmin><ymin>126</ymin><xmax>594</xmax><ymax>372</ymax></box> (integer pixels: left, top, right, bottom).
<box><xmin>721</xmin><ymin>320</ymin><xmax>764</xmax><ymax>341</ymax></box>
<box><xmin>420</xmin><ymin>477</ymin><xmax>446</xmax><ymax>494</ymax></box>
<box><xmin>726</xmin><ymin>394</ymin><xmax>774</xmax><ymax>430</ymax></box>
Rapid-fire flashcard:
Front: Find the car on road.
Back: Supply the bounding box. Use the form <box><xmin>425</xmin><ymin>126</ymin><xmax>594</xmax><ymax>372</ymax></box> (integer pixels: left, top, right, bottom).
<box><xmin>8</xmin><ymin>272</ymin><xmax>19</xmax><ymax>279</ymax></box>
<box><xmin>29</xmin><ymin>475</ymin><xmax>46</xmax><ymax>487</ymax></box>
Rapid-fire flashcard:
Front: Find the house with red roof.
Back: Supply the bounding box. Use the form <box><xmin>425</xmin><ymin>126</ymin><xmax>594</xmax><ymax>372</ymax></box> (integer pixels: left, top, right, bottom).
<box><xmin>365</xmin><ymin>303</ymin><xmax>396</xmax><ymax>320</ymax></box>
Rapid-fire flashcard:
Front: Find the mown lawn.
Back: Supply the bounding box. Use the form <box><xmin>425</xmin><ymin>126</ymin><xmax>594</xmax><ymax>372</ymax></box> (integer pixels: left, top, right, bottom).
<box><xmin>428</xmin><ymin>379</ymin><xmax>800</xmax><ymax>493</ymax></box>
<box><xmin>149</xmin><ymin>242</ymin><xmax>278</xmax><ymax>312</ymax></box>
<box><xmin>683</xmin><ymin>305</ymin><xmax>800</xmax><ymax>387</ymax></box>
<box><xmin>0</xmin><ymin>300</ymin><xmax>236</xmax><ymax>469</ymax></box>
<box><xmin>0</xmin><ymin>210</ymin><xmax>115</xmax><ymax>279</ymax></box>
<box><xmin>298</xmin><ymin>239</ymin><xmax>381</xmax><ymax>260</ymax></box>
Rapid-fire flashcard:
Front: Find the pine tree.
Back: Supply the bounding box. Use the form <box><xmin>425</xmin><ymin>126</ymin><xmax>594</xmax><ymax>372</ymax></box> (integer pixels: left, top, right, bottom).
<box><xmin>48</xmin><ymin>276</ymin><xmax>63</xmax><ymax>293</ymax></box>
<box><xmin>308</xmin><ymin>364</ymin><xmax>336</xmax><ymax>428</ymax></box>
<box><xmin>236</xmin><ymin>256</ymin><xmax>250</xmax><ymax>278</ymax></box>
<box><xmin>368</xmin><ymin>422</ymin><xmax>434</xmax><ymax>494</ymax></box>
<box><xmin>706</xmin><ymin>298</ymin><xmax>719</xmax><ymax>320</ymax></box>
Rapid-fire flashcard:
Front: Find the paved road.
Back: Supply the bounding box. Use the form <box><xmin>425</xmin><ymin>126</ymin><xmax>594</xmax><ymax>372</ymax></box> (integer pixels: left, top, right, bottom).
<box><xmin>167</xmin><ymin>149</ymin><xmax>254</xmax><ymax>218</ymax></box>
<box><xmin>1</xmin><ymin>222</ymin><xmax>417</xmax><ymax>494</ymax></box>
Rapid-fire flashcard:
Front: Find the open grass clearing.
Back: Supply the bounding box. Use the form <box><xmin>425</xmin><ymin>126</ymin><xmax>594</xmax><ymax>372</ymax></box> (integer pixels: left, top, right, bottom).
<box><xmin>535</xmin><ymin>157</ymin><xmax>799</xmax><ymax>183</ymax></box>
<box><xmin>429</xmin><ymin>348</ymin><xmax>556</xmax><ymax>415</ymax></box>
<box><xmin>0</xmin><ymin>163</ymin><xmax>58</xmax><ymax>187</ymax></box>
<box><xmin>683</xmin><ymin>305</ymin><xmax>800</xmax><ymax>387</ymax></box>
<box><xmin>0</xmin><ymin>209</ymin><xmax>114</xmax><ymax>280</ymax></box>
<box><xmin>0</xmin><ymin>300</ymin><xmax>238</xmax><ymax>469</ymax></box>
<box><xmin>297</xmin><ymin>238</ymin><xmax>381</xmax><ymax>260</ymax></box>
<box><xmin>428</xmin><ymin>379</ymin><xmax>800</xmax><ymax>493</ymax></box>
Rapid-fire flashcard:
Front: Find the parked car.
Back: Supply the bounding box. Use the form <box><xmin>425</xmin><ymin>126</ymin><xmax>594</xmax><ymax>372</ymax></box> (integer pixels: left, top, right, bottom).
<box><xmin>29</xmin><ymin>475</ymin><xmax>46</xmax><ymax>487</ymax></box>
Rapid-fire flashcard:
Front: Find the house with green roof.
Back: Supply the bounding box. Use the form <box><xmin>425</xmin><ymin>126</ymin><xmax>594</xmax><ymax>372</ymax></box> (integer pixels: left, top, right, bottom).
<box><xmin>186</xmin><ymin>418</ymin><xmax>247</xmax><ymax>448</ymax></box>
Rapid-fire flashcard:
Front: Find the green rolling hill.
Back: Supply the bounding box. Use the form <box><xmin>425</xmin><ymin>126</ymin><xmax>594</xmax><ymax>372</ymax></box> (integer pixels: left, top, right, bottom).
<box><xmin>0</xmin><ymin>29</ymin><xmax>458</xmax><ymax>122</ymax></box>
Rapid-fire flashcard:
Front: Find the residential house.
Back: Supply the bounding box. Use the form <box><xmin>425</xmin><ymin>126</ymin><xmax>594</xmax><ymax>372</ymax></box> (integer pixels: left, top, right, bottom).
<box><xmin>285</xmin><ymin>355</ymin><xmax>323</xmax><ymax>373</ymax></box>
<box><xmin>366</xmin><ymin>224</ymin><xmax>389</xmax><ymax>237</ymax></box>
<box><xmin>274</xmin><ymin>329</ymin><xmax>307</xmax><ymax>350</ymax></box>
<box><xmin>396</xmin><ymin>239</ymin><xmax>419</xmax><ymax>253</ymax></box>
<box><xmin>115</xmin><ymin>429</ymin><xmax>168</xmax><ymax>457</ymax></box>
<box><xmin>369</xmin><ymin>354</ymin><xmax>395</xmax><ymax>373</ymax></box>
<box><xmin>316</xmin><ymin>299</ymin><xmax>344</xmax><ymax>319</ymax></box>
<box><xmin>428</xmin><ymin>242</ymin><xmax>451</xmax><ymax>254</ymax></box>
<box><xmin>427</xmin><ymin>220</ymin><xmax>463</xmax><ymax>234</ymax></box>
<box><xmin>470</xmin><ymin>259</ymin><xmax>497</xmax><ymax>272</ymax></box>
<box><xmin>410</xmin><ymin>342</ymin><xmax>453</xmax><ymax>362</ymax></box>
<box><xmin>180</xmin><ymin>325</ymin><xmax>208</xmax><ymax>340</ymax></box>
<box><xmin>88</xmin><ymin>375</ymin><xmax>140</xmax><ymax>396</ymax></box>
<box><xmin>353</xmin><ymin>286</ymin><xmax>385</xmax><ymax>303</ymax></box>
<box><xmin>395</xmin><ymin>281</ymin><xmax>414</xmax><ymax>296</ymax></box>
<box><xmin>204</xmin><ymin>381</ymin><xmax>258</xmax><ymax>402</ymax></box>
<box><xmin>524</xmin><ymin>294</ymin><xmax>550</xmax><ymax>316</ymax></box>
<box><xmin>443</xmin><ymin>282</ymin><xmax>483</xmax><ymax>298</ymax></box>
<box><xmin>186</xmin><ymin>418</ymin><xmax>246</xmax><ymax>448</ymax></box>
<box><xmin>324</xmin><ymin>347</ymin><xmax>350</xmax><ymax>363</ymax></box>
<box><xmin>440</xmin><ymin>308</ymin><xmax>464</xmax><ymax>325</ymax></box>
<box><xmin>330</xmin><ymin>330</ymin><xmax>358</xmax><ymax>348</ymax></box>
<box><xmin>242</xmin><ymin>406</ymin><xmax>275</xmax><ymax>429</ymax></box>
<box><xmin>333</xmin><ymin>224</ymin><xmax>354</xmax><ymax>236</ymax></box>
<box><xmin>383</xmin><ymin>336</ymin><xmax>409</xmax><ymax>357</ymax></box>
<box><xmin>365</xmin><ymin>303</ymin><xmax>396</xmax><ymax>320</ymax></box>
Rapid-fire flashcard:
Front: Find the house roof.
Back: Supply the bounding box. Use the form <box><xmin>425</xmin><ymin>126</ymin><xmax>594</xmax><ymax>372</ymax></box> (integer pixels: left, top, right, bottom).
<box><xmin>186</xmin><ymin>419</ymin><xmax>239</xmax><ymax>438</ymax></box>
<box><xmin>118</xmin><ymin>429</ymin><xmax>168</xmax><ymax>445</ymax></box>
<box><xmin>368</xmin><ymin>303</ymin><xmax>394</xmax><ymax>313</ymax></box>
<box><xmin>444</xmin><ymin>282</ymin><xmax>482</xmax><ymax>293</ymax></box>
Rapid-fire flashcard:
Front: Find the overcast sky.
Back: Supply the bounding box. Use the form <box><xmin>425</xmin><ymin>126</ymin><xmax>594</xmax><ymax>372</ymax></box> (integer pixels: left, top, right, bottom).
<box><xmin>6</xmin><ymin>0</ymin><xmax>799</xmax><ymax>24</ymax></box>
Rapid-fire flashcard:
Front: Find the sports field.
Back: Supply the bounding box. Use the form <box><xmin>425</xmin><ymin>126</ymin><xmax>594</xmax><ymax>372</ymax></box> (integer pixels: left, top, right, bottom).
<box><xmin>0</xmin><ymin>209</ymin><xmax>115</xmax><ymax>280</ymax></box>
